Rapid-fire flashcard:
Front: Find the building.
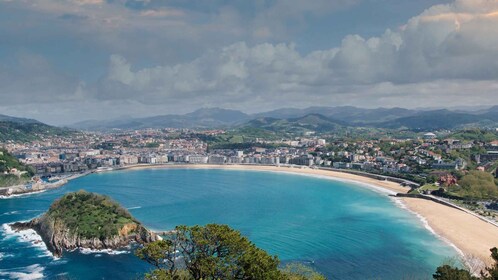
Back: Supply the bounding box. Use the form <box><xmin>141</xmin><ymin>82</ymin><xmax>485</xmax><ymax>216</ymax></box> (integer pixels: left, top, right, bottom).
<box><xmin>188</xmin><ymin>155</ymin><xmax>208</xmax><ymax>164</ymax></box>
<box><xmin>289</xmin><ymin>155</ymin><xmax>313</xmax><ymax>166</ymax></box>
<box><xmin>423</xmin><ymin>133</ymin><xmax>437</xmax><ymax>140</ymax></box>
<box><xmin>208</xmin><ymin>155</ymin><xmax>226</xmax><ymax>164</ymax></box>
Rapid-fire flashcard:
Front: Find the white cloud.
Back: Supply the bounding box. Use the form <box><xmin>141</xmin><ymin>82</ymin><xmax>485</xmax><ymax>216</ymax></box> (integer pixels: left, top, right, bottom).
<box><xmin>1</xmin><ymin>0</ymin><xmax>498</xmax><ymax>123</ymax></box>
<box><xmin>92</xmin><ymin>0</ymin><xmax>498</xmax><ymax>108</ymax></box>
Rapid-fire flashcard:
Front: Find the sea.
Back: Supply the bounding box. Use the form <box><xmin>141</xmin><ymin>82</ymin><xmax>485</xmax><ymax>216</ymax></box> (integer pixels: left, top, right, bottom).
<box><xmin>0</xmin><ymin>168</ymin><xmax>460</xmax><ymax>279</ymax></box>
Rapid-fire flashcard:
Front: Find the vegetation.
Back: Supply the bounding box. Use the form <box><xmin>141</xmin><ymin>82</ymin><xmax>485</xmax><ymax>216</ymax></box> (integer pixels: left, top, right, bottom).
<box><xmin>47</xmin><ymin>190</ymin><xmax>136</xmax><ymax>239</ymax></box>
<box><xmin>433</xmin><ymin>265</ymin><xmax>477</xmax><ymax>280</ymax></box>
<box><xmin>449</xmin><ymin>171</ymin><xmax>498</xmax><ymax>199</ymax></box>
<box><xmin>136</xmin><ymin>224</ymin><xmax>325</xmax><ymax>280</ymax></box>
<box><xmin>434</xmin><ymin>247</ymin><xmax>498</xmax><ymax>280</ymax></box>
<box><xmin>448</xmin><ymin>129</ymin><xmax>498</xmax><ymax>143</ymax></box>
<box><xmin>280</xmin><ymin>263</ymin><xmax>326</xmax><ymax>280</ymax></box>
<box><xmin>0</xmin><ymin>121</ymin><xmax>74</xmax><ymax>142</ymax></box>
<box><xmin>0</xmin><ymin>149</ymin><xmax>34</xmax><ymax>187</ymax></box>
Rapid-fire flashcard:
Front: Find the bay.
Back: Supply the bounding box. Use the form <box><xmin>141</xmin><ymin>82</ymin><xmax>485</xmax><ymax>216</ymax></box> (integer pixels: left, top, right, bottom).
<box><xmin>0</xmin><ymin>168</ymin><xmax>459</xmax><ymax>279</ymax></box>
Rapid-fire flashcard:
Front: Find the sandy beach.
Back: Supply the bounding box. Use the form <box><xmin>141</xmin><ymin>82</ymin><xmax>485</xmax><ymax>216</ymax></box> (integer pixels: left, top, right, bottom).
<box><xmin>123</xmin><ymin>164</ymin><xmax>498</xmax><ymax>268</ymax></box>
<box><xmin>402</xmin><ymin>197</ymin><xmax>498</xmax><ymax>267</ymax></box>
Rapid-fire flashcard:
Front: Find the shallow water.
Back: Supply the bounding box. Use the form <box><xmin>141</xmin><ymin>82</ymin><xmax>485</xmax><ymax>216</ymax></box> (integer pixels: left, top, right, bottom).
<box><xmin>0</xmin><ymin>168</ymin><xmax>459</xmax><ymax>279</ymax></box>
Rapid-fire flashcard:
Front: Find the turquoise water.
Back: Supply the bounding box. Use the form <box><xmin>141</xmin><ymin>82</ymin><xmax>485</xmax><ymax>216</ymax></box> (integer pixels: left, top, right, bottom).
<box><xmin>0</xmin><ymin>168</ymin><xmax>458</xmax><ymax>279</ymax></box>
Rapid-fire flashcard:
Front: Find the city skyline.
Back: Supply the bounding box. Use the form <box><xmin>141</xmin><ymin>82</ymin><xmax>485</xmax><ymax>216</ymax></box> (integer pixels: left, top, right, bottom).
<box><xmin>1</xmin><ymin>0</ymin><xmax>498</xmax><ymax>124</ymax></box>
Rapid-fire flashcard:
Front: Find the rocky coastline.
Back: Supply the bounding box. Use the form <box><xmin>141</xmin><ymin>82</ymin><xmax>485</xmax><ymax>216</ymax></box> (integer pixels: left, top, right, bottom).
<box><xmin>10</xmin><ymin>191</ymin><xmax>159</xmax><ymax>257</ymax></box>
<box><xmin>11</xmin><ymin>218</ymin><xmax>158</xmax><ymax>257</ymax></box>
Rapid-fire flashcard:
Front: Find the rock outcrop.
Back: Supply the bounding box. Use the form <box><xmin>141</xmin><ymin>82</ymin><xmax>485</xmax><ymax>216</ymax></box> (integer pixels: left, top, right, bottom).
<box><xmin>11</xmin><ymin>191</ymin><xmax>159</xmax><ymax>257</ymax></box>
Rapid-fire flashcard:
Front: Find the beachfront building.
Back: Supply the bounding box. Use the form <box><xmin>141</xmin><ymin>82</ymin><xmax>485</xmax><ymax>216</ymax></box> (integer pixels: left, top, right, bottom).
<box><xmin>208</xmin><ymin>155</ymin><xmax>226</xmax><ymax>164</ymax></box>
<box><xmin>188</xmin><ymin>155</ymin><xmax>209</xmax><ymax>164</ymax></box>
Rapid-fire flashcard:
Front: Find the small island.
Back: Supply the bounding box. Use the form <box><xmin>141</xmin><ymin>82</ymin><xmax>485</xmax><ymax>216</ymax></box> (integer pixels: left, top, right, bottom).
<box><xmin>11</xmin><ymin>190</ymin><xmax>159</xmax><ymax>257</ymax></box>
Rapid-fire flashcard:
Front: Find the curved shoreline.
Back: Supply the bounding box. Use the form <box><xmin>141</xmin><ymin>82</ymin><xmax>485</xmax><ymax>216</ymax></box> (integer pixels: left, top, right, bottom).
<box><xmin>4</xmin><ymin>163</ymin><xmax>497</xmax><ymax>271</ymax></box>
<box><xmin>118</xmin><ymin>164</ymin><xmax>498</xmax><ymax>269</ymax></box>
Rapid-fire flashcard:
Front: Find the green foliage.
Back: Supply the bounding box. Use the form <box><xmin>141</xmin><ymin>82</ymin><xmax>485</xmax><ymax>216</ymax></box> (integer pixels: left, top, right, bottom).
<box><xmin>145</xmin><ymin>142</ymin><xmax>160</xmax><ymax>148</ymax></box>
<box><xmin>0</xmin><ymin>121</ymin><xmax>74</xmax><ymax>142</ymax></box>
<box><xmin>0</xmin><ymin>149</ymin><xmax>34</xmax><ymax>187</ymax></box>
<box><xmin>434</xmin><ymin>247</ymin><xmax>498</xmax><ymax>280</ymax></box>
<box><xmin>281</xmin><ymin>263</ymin><xmax>326</xmax><ymax>280</ymax></box>
<box><xmin>177</xmin><ymin>224</ymin><xmax>282</xmax><ymax>279</ymax></box>
<box><xmin>452</xmin><ymin>171</ymin><xmax>498</xmax><ymax>199</ymax></box>
<box><xmin>433</xmin><ymin>265</ymin><xmax>477</xmax><ymax>280</ymax></box>
<box><xmin>0</xmin><ymin>174</ymin><xmax>29</xmax><ymax>187</ymax></box>
<box><xmin>136</xmin><ymin>239</ymin><xmax>179</xmax><ymax>279</ymax></box>
<box><xmin>47</xmin><ymin>190</ymin><xmax>136</xmax><ymax>239</ymax></box>
<box><xmin>137</xmin><ymin>224</ymin><xmax>290</xmax><ymax>280</ymax></box>
<box><xmin>449</xmin><ymin>129</ymin><xmax>498</xmax><ymax>143</ymax></box>
<box><xmin>481</xmin><ymin>247</ymin><xmax>498</xmax><ymax>280</ymax></box>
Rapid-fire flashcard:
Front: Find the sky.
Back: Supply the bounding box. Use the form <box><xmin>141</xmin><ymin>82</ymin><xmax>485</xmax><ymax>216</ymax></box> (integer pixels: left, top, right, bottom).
<box><xmin>1</xmin><ymin>0</ymin><xmax>498</xmax><ymax>125</ymax></box>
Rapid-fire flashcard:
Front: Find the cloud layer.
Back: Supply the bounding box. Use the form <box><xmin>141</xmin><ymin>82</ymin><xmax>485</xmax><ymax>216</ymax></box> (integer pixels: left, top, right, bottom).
<box><xmin>95</xmin><ymin>0</ymin><xmax>498</xmax><ymax>107</ymax></box>
<box><xmin>0</xmin><ymin>0</ymin><xmax>497</xmax><ymax>124</ymax></box>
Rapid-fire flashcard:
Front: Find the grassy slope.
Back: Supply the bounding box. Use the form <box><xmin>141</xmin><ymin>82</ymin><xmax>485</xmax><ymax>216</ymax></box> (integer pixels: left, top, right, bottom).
<box><xmin>47</xmin><ymin>191</ymin><xmax>137</xmax><ymax>239</ymax></box>
<box><xmin>0</xmin><ymin>149</ymin><xmax>33</xmax><ymax>187</ymax></box>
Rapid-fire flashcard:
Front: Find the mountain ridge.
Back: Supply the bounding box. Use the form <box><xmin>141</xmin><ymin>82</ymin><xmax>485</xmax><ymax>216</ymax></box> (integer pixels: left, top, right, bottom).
<box><xmin>4</xmin><ymin>105</ymin><xmax>497</xmax><ymax>132</ymax></box>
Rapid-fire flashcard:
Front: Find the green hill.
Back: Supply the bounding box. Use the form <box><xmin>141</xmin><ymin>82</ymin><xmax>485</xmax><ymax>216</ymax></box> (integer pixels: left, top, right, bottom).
<box><xmin>246</xmin><ymin>114</ymin><xmax>345</xmax><ymax>136</ymax></box>
<box><xmin>0</xmin><ymin>120</ymin><xmax>75</xmax><ymax>142</ymax></box>
<box><xmin>0</xmin><ymin>149</ymin><xmax>34</xmax><ymax>187</ymax></box>
<box><xmin>11</xmin><ymin>190</ymin><xmax>159</xmax><ymax>256</ymax></box>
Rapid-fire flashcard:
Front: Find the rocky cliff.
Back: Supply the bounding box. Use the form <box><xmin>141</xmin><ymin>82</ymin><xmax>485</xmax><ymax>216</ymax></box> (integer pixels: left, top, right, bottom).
<box><xmin>11</xmin><ymin>190</ymin><xmax>159</xmax><ymax>257</ymax></box>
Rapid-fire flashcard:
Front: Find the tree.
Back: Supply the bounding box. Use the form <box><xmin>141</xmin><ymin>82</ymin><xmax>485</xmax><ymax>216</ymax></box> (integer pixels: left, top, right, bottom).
<box><xmin>433</xmin><ymin>247</ymin><xmax>498</xmax><ymax>280</ymax></box>
<box><xmin>481</xmin><ymin>247</ymin><xmax>498</xmax><ymax>280</ymax></box>
<box><xmin>135</xmin><ymin>239</ymin><xmax>180</xmax><ymax>279</ymax></box>
<box><xmin>281</xmin><ymin>263</ymin><xmax>326</xmax><ymax>280</ymax></box>
<box><xmin>433</xmin><ymin>265</ymin><xmax>477</xmax><ymax>280</ymax></box>
<box><xmin>457</xmin><ymin>171</ymin><xmax>498</xmax><ymax>199</ymax></box>
<box><xmin>136</xmin><ymin>224</ymin><xmax>285</xmax><ymax>280</ymax></box>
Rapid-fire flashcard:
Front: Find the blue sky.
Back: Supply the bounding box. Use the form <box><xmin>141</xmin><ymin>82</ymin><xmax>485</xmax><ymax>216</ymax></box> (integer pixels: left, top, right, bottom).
<box><xmin>0</xmin><ymin>0</ymin><xmax>497</xmax><ymax>124</ymax></box>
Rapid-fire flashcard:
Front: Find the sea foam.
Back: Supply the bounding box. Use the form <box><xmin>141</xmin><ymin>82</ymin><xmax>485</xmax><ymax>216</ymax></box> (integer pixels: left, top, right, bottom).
<box><xmin>0</xmin><ymin>264</ymin><xmax>45</xmax><ymax>280</ymax></box>
<box><xmin>1</xmin><ymin>223</ymin><xmax>55</xmax><ymax>259</ymax></box>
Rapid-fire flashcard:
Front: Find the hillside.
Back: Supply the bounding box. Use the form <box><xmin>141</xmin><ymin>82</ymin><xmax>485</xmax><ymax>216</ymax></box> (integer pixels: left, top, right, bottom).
<box><xmin>0</xmin><ymin>115</ymin><xmax>75</xmax><ymax>142</ymax></box>
<box><xmin>246</xmin><ymin>114</ymin><xmax>345</xmax><ymax>136</ymax></box>
<box><xmin>0</xmin><ymin>149</ymin><xmax>34</xmax><ymax>187</ymax></box>
<box><xmin>11</xmin><ymin>191</ymin><xmax>159</xmax><ymax>257</ymax></box>
<box><xmin>71</xmin><ymin>108</ymin><xmax>250</xmax><ymax>130</ymax></box>
<box><xmin>377</xmin><ymin>110</ymin><xmax>486</xmax><ymax>130</ymax></box>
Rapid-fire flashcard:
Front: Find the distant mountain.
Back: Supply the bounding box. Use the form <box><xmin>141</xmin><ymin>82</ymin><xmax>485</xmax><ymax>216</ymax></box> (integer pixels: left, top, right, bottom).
<box><xmin>69</xmin><ymin>105</ymin><xmax>498</xmax><ymax>132</ymax></box>
<box><xmin>254</xmin><ymin>106</ymin><xmax>417</xmax><ymax>124</ymax></box>
<box><xmin>71</xmin><ymin>108</ymin><xmax>251</xmax><ymax>131</ymax></box>
<box><xmin>0</xmin><ymin>114</ymin><xmax>75</xmax><ymax>142</ymax></box>
<box><xmin>244</xmin><ymin>114</ymin><xmax>345</xmax><ymax>136</ymax></box>
<box><xmin>376</xmin><ymin>109</ymin><xmax>487</xmax><ymax>130</ymax></box>
<box><xmin>480</xmin><ymin>106</ymin><xmax>498</xmax><ymax>121</ymax></box>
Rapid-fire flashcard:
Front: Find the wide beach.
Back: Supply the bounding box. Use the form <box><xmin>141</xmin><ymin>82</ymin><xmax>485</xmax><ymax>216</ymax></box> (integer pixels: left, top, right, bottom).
<box><xmin>125</xmin><ymin>163</ymin><xmax>498</xmax><ymax>268</ymax></box>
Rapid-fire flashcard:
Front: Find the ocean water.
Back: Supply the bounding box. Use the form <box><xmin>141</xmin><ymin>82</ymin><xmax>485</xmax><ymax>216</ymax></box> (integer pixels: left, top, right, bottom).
<box><xmin>0</xmin><ymin>168</ymin><xmax>459</xmax><ymax>279</ymax></box>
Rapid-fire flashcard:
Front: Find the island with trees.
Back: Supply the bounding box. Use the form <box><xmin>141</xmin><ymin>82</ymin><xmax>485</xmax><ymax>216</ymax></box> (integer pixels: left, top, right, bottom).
<box><xmin>10</xmin><ymin>190</ymin><xmax>159</xmax><ymax>257</ymax></box>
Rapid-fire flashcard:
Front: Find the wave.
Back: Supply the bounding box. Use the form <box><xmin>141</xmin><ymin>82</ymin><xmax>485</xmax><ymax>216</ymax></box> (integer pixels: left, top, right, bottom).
<box><xmin>0</xmin><ymin>210</ymin><xmax>43</xmax><ymax>217</ymax></box>
<box><xmin>1</xmin><ymin>223</ymin><xmax>56</xmax><ymax>260</ymax></box>
<box><xmin>0</xmin><ymin>190</ymin><xmax>47</xmax><ymax>199</ymax></box>
<box><xmin>0</xmin><ymin>252</ymin><xmax>14</xmax><ymax>260</ymax></box>
<box><xmin>78</xmin><ymin>247</ymin><xmax>130</xmax><ymax>255</ymax></box>
<box><xmin>0</xmin><ymin>210</ymin><xmax>20</xmax><ymax>216</ymax></box>
<box><xmin>0</xmin><ymin>264</ymin><xmax>45</xmax><ymax>280</ymax></box>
